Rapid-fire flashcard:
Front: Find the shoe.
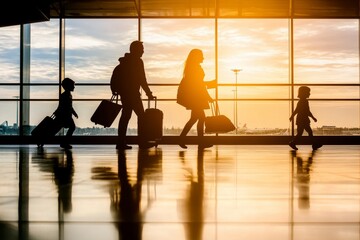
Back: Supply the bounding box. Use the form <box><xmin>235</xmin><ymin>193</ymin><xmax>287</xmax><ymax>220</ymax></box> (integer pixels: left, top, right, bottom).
<box><xmin>60</xmin><ymin>144</ymin><xmax>72</xmax><ymax>149</ymax></box>
<box><xmin>179</xmin><ymin>144</ymin><xmax>188</xmax><ymax>149</ymax></box>
<box><xmin>199</xmin><ymin>143</ymin><xmax>213</xmax><ymax>149</ymax></box>
<box><xmin>139</xmin><ymin>142</ymin><xmax>156</xmax><ymax>149</ymax></box>
<box><xmin>312</xmin><ymin>143</ymin><xmax>323</xmax><ymax>150</ymax></box>
<box><xmin>288</xmin><ymin>141</ymin><xmax>298</xmax><ymax>150</ymax></box>
<box><xmin>116</xmin><ymin>144</ymin><xmax>132</xmax><ymax>150</ymax></box>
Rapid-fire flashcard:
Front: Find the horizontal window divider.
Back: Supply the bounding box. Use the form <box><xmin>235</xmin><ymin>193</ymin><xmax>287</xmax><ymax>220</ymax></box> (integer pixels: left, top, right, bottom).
<box><xmin>1</xmin><ymin>83</ymin><xmax>359</xmax><ymax>87</ymax></box>
<box><xmin>1</xmin><ymin>98</ymin><xmax>359</xmax><ymax>101</ymax></box>
<box><xmin>49</xmin><ymin>15</ymin><xmax>360</xmax><ymax>19</ymax></box>
<box><xmin>217</xmin><ymin>83</ymin><xmax>360</xmax><ymax>87</ymax></box>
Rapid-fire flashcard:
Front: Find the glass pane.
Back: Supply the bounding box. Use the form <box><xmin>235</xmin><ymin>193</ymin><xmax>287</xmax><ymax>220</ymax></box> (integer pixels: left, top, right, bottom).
<box><xmin>0</xmin><ymin>25</ymin><xmax>20</xmax><ymax>83</ymax></box>
<box><xmin>310</xmin><ymin>101</ymin><xmax>360</xmax><ymax>132</ymax></box>
<box><xmin>72</xmin><ymin>86</ymin><xmax>111</xmax><ymax>100</ymax></box>
<box><xmin>29</xmin><ymin>101</ymin><xmax>59</xmax><ymax>127</ymax></box>
<box><xmin>296</xmin><ymin>86</ymin><xmax>360</xmax><ymax>99</ymax></box>
<box><xmin>0</xmin><ymin>86</ymin><xmax>19</xmax><ymax>99</ymax></box>
<box><xmin>218</xmin><ymin>19</ymin><xmax>289</xmax><ymax>84</ymax></box>
<box><xmin>29</xmin><ymin>86</ymin><xmax>59</xmax><ymax>99</ymax></box>
<box><xmin>146</xmin><ymin>86</ymin><xmax>178</xmax><ymax>100</ymax></box>
<box><xmin>218</xmin><ymin>101</ymin><xmax>291</xmax><ymax>135</ymax></box>
<box><xmin>294</xmin><ymin>19</ymin><xmax>359</xmax><ymax>84</ymax></box>
<box><xmin>142</xmin><ymin>19</ymin><xmax>215</xmax><ymax>84</ymax></box>
<box><xmin>30</xmin><ymin>20</ymin><xmax>59</xmax><ymax>83</ymax></box>
<box><xmin>156</xmin><ymin>101</ymin><xmax>190</xmax><ymax>135</ymax></box>
<box><xmin>218</xmin><ymin>86</ymin><xmax>290</xmax><ymax>99</ymax></box>
<box><xmin>0</xmin><ymin>101</ymin><xmax>19</xmax><ymax>135</ymax></box>
<box><xmin>65</xmin><ymin>19</ymin><xmax>138</xmax><ymax>84</ymax></box>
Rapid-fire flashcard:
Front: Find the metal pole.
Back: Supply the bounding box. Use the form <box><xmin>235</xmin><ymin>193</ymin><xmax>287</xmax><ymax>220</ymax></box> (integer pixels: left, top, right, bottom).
<box><xmin>231</xmin><ymin>69</ymin><xmax>241</xmax><ymax>134</ymax></box>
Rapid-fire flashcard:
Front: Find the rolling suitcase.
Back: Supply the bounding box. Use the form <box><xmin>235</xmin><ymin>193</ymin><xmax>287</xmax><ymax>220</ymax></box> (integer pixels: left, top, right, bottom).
<box><xmin>91</xmin><ymin>95</ymin><xmax>122</xmax><ymax>127</ymax></box>
<box><xmin>139</xmin><ymin>97</ymin><xmax>163</xmax><ymax>145</ymax></box>
<box><xmin>31</xmin><ymin>114</ymin><xmax>63</xmax><ymax>147</ymax></box>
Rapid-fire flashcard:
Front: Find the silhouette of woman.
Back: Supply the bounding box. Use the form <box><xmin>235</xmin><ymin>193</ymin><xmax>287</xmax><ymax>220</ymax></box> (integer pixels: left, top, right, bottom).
<box><xmin>177</xmin><ymin>49</ymin><xmax>213</xmax><ymax>149</ymax></box>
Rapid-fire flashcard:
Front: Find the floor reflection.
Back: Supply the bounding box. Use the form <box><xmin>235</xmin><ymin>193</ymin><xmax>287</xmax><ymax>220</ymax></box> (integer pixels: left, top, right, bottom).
<box><xmin>92</xmin><ymin>148</ymin><xmax>163</xmax><ymax>240</ymax></box>
<box><xmin>292</xmin><ymin>150</ymin><xmax>315</xmax><ymax>210</ymax></box>
<box><xmin>0</xmin><ymin>145</ymin><xmax>359</xmax><ymax>240</ymax></box>
<box><xmin>177</xmin><ymin>148</ymin><xmax>204</xmax><ymax>240</ymax></box>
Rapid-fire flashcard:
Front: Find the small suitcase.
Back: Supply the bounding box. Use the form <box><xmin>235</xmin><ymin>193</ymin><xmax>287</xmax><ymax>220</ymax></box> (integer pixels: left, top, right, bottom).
<box><xmin>139</xmin><ymin>97</ymin><xmax>163</xmax><ymax>144</ymax></box>
<box><xmin>31</xmin><ymin>114</ymin><xmax>63</xmax><ymax>146</ymax></box>
<box><xmin>91</xmin><ymin>95</ymin><xmax>122</xmax><ymax>128</ymax></box>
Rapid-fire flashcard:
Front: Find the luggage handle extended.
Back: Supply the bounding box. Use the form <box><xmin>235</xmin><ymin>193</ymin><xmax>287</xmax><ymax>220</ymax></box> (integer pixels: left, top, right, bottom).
<box><xmin>147</xmin><ymin>96</ymin><xmax>157</xmax><ymax>109</ymax></box>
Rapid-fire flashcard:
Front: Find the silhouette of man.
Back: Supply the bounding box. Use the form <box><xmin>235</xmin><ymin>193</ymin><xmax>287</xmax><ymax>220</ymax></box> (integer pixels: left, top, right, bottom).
<box><xmin>111</xmin><ymin>41</ymin><xmax>155</xmax><ymax>149</ymax></box>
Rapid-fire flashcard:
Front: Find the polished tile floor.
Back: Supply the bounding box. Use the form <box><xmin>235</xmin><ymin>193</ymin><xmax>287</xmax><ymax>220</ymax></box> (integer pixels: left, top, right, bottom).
<box><xmin>0</xmin><ymin>144</ymin><xmax>359</xmax><ymax>240</ymax></box>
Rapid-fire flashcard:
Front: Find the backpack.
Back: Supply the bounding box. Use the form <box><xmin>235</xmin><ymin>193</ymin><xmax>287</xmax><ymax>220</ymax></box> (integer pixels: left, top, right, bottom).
<box><xmin>110</xmin><ymin>63</ymin><xmax>124</xmax><ymax>95</ymax></box>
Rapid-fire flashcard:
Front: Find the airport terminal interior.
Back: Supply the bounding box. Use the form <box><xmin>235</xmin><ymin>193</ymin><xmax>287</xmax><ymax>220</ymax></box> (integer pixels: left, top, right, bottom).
<box><xmin>1</xmin><ymin>0</ymin><xmax>360</xmax><ymax>239</ymax></box>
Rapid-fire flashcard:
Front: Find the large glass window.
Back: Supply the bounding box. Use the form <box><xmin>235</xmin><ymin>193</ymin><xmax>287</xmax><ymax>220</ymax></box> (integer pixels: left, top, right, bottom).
<box><xmin>64</xmin><ymin>19</ymin><xmax>138</xmax><ymax>133</ymax></box>
<box><xmin>0</xmin><ymin>25</ymin><xmax>20</xmax><ymax>84</ymax></box>
<box><xmin>218</xmin><ymin>19</ymin><xmax>291</xmax><ymax>134</ymax></box>
<box><xmin>294</xmin><ymin>19</ymin><xmax>359</xmax><ymax>84</ymax></box>
<box><xmin>142</xmin><ymin>19</ymin><xmax>216</xmax><ymax>132</ymax></box>
<box><xmin>30</xmin><ymin>20</ymin><xmax>59</xmax><ymax>83</ymax></box>
<box><xmin>0</xmin><ymin>18</ymin><xmax>359</xmax><ymax>137</ymax></box>
<box><xmin>294</xmin><ymin>19</ymin><xmax>360</xmax><ymax>131</ymax></box>
<box><xmin>0</xmin><ymin>25</ymin><xmax>20</xmax><ymax>135</ymax></box>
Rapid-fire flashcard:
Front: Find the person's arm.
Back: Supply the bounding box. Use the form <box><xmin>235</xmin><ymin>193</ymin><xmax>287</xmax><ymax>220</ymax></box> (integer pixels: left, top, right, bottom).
<box><xmin>289</xmin><ymin>102</ymin><xmax>299</xmax><ymax>122</ymax></box>
<box><xmin>139</xmin><ymin>60</ymin><xmax>154</xmax><ymax>99</ymax></box>
<box><xmin>308</xmin><ymin>110</ymin><xmax>317</xmax><ymax>122</ymax></box>
<box><xmin>72</xmin><ymin>108</ymin><xmax>78</xmax><ymax>118</ymax></box>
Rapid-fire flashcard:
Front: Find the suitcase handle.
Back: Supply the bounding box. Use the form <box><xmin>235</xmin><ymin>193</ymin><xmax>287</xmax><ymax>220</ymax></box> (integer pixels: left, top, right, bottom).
<box><xmin>210</xmin><ymin>101</ymin><xmax>220</xmax><ymax>116</ymax></box>
<box><xmin>147</xmin><ymin>96</ymin><xmax>157</xmax><ymax>109</ymax></box>
<box><xmin>110</xmin><ymin>94</ymin><xmax>119</xmax><ymax>104</ymax></box>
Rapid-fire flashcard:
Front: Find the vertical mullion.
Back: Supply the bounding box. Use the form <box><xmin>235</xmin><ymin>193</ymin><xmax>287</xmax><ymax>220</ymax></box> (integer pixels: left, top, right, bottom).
<box><xmin>20</xmin><ymin>24</ymin><xmax>30</xmax><ymax>136</ymax></box>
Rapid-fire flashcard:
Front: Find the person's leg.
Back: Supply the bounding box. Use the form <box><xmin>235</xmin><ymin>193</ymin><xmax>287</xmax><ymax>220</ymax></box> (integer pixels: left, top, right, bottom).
<box><xmin>304</xmin><ymin>125</ymin><xmax>322</xmax><ymax>150</ymax></box>
<box><xmin>118</xmin><ymin>103</ymin><xmax>133</xmax><ymax>149</ymax></box>
<box><xmin>179</xmin><ymin>110</ymin><xmax>199</xmax><ymax>149</ymax></box>
<box><xmin>66</xmin><ymin>119</ymin><xmax>75</xmax><ymax>137</ymax></box>
<box><xmin>196</xmin><ymin>109</ymin><xmax>212</xmax><ymax>149</ymax></box>
<box><xmin>61</xmin><ymin>118</ymin><xmax>75</xmax><ymax>149</ymax></box>
<box><xmin>289</xmin><ymin>125</ymin><xmax>304</xmax><ymax>150</ymax></box>
<box><xmin>196</xmin><ymin>109</ymin><xmax>205</xmax><ymax>137</ymax></box>
<box><xmin>131</xmin><ymin>97</ymin><xmax>150</xmax><ymax>148</ymax></box>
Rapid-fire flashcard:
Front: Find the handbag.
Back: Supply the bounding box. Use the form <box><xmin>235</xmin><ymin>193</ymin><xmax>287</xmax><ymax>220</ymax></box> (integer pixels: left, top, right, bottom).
<box><xmin>205</xmin><ymin>101</ymin><xmax>236</xmax><ymax>134</ymax></box>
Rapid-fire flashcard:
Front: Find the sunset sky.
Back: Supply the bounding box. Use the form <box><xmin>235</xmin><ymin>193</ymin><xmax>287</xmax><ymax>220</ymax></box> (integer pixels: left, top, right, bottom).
<box><xmin>0</xmin><ymin>18</ymin><xmax>359</xmax><ymax>131</ymax></box>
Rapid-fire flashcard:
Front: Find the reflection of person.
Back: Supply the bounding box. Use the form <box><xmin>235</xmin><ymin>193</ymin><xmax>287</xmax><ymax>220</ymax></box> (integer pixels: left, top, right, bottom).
<box><xmin>289</xmin><ymin>86</ymin><xmax>322</xmax><ymax>151</ymax></box>
<box><xmin>114</xmin><ymin>150</ymin><xmax>142</xmax><ymax>240</ymax></box>
<box><xmin>111</xmin><ymin>41</ymin><xmax>155</xmax><ymax>150</ymax></box>
<box><xmin>177</xmin><ymin>147</ymin><xmax>205</xmax><ymax>240</ymax></box>
<box><xmin>112</xmin><ymin>149</ymin><xmax>160</xmax><ymax>240</ymax></box>
<box><xmin>177</xmin><ymin>49</ymin><xmax>213</xmax><ymax>149</ymax></box>
<box><xmin>54</xmin><ymin>149</ymin><xmax>74</xmax><ymax>213</ymax></box>
<box><xmin>31</xmin><ymin>148</ymin><xmax>74</xmax><ymax>213</ymax></box>
<box><xmin>54</xmin><ymin>78</ymin><xmax>78</xmax><ymax>149</ymax></box>
<box><xmin>292</xmin><ymin>151</ymin><xmax>315</xmax><ymax>209</ymax></box>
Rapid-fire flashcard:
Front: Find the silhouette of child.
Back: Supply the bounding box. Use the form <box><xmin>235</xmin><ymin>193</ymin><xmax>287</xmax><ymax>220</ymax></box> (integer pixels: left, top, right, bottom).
<box><xmin>289</xmin><ymin>86</ymin><xmax>322</xmax><ymax>150</ymax></box>
<box><xmin>54</xmin><ymin>78</ymin><xmax>78</xmax><ymax>149</ymax></box>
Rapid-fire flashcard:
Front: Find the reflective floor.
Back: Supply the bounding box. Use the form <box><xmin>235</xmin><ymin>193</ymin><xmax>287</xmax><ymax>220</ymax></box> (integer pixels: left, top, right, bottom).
<box><xmin>0</xmin><ymin>144</ymin><xmax>360</xmax><ymax>240</ymax></box>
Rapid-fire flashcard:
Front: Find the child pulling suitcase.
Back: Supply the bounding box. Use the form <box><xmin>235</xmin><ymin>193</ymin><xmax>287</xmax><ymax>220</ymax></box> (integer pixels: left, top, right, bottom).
<box><xmin>32</xmin><ymin>78</ymin><xmax>78</xmax><ymax>149</ymax></box>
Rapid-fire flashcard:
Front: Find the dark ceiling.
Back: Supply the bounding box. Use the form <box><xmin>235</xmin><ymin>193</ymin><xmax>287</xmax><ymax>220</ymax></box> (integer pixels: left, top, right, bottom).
<box><xmin>1</xmin><ymin>0</ymin><xmax>360</xmax><ymax>27</ymax></box>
